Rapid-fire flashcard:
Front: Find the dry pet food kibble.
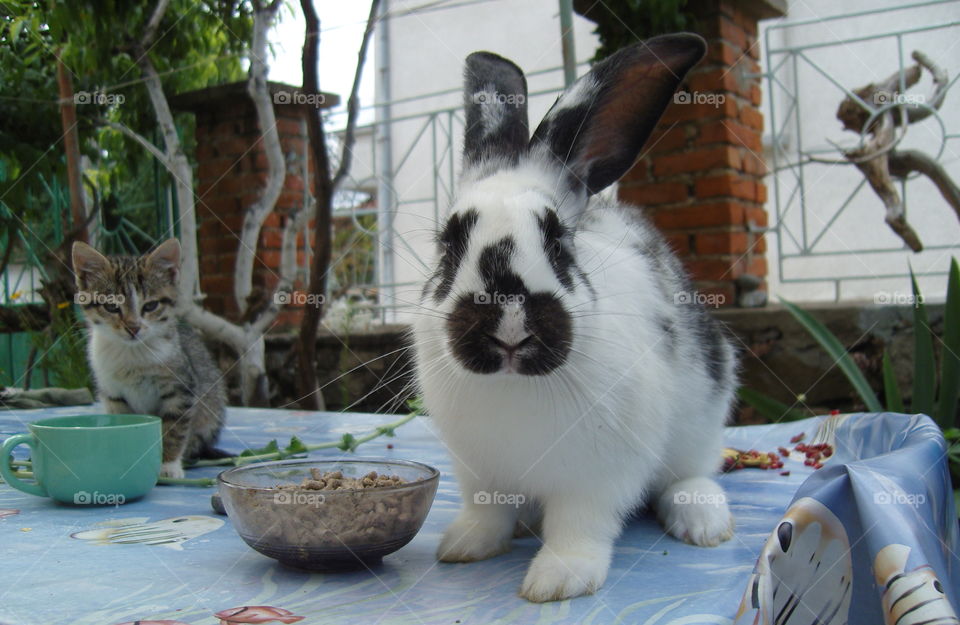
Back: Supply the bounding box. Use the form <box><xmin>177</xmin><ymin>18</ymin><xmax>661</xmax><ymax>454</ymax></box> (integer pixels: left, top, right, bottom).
<box><xmin>232</xmin><ymin>467</ymin><xmax>429</xmax><ymax>553</ymax></box>
<box><xmin>279</xmin><ymin>469</ymin><xmax>407</xmax><ymax>491</ymax></box>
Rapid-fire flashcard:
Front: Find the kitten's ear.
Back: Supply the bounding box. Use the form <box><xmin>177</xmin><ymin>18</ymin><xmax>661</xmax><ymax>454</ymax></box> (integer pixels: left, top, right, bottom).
<box><xmin>146</xmin><ymin>238</ymin><xmax>181</xmax><ymax>284</ymax></box>
<box><xmin>71</xmin><ymin>241</ymin><xmax>110</xmax><ymax>288</ymax></box>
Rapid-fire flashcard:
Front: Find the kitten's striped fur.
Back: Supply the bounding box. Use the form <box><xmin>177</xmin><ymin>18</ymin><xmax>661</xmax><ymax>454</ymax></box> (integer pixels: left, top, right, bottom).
<box><xmin>72</xmin><ymin>239</ymin><xmax>227</xmax><ymax>479</ymax></box>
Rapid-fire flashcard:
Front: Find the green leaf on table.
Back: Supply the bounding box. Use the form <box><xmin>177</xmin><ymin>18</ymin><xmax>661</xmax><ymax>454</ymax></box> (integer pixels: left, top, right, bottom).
<box><xmin>912</xmin><ymin>269</ymin><xmax>936</xmax><ymax>418</ymax></box>
<box><xmin>882</xmin><ymin>350</ymin><xmax>904</xmax><ymax>413</ymax></box>
<box><xmin>337</xmin><ymin>433</ymin><xmax>357</xmax><ymax>452</ymax></box>
<box><xmin>780</xmin><ymin>298</ymin><xmax>882</xmax><ymax>412</ymax></box>
<box><xmin>286</xmin><ymin>436</ymin><xmax>308</xmax><ymax>455</ymax></box>
<box><xmin>240</xmin><ymin>439</ymin><xmax>279</xmax><ymax>457</ymax></box>
<box><xmin>406</xmin><ymin>395</ymin><xmax>425</xmax><ymax>416</ymax></box>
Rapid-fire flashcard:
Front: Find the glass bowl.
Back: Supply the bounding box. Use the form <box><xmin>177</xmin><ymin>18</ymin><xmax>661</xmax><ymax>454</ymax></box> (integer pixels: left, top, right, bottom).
<box><xmin>218</xmin><ymin>458</ymin><xmax>439</xmax><ymax>570</ymax></box>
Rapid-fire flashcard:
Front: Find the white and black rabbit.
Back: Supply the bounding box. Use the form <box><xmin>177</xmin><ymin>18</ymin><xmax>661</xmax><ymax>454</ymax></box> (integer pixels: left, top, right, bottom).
<box><xmin>412</xmin><ymin>33</ymin><xmax>738</xmax><ymax>602</ymax></box>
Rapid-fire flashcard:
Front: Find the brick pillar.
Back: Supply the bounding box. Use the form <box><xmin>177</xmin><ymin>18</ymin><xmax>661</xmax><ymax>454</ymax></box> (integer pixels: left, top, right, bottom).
<box><xmin>171</xmin><ymin>82</ymin><xmax>338</xmax><ymax>329</ymax></box>
<box><xmin>618</xmin><ymin>0</ymin><xmax>785</xmax><ymax>307</ymax></box>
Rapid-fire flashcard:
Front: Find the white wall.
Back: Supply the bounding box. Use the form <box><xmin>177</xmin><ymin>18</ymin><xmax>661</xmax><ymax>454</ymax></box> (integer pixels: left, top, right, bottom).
<box><xmin>370</xmin><ymin>0</ymin><xmax>959</xmax><ymax>314</ymax></box>
<box><xmin>760</xmin><ymin>0</ymin><xmax>960</xmax><ymax>303</ymax></box>
<box><xmin>378</xmin><ymin>0</ymin><xmax>599</xmax><ymax>317</ymax></box>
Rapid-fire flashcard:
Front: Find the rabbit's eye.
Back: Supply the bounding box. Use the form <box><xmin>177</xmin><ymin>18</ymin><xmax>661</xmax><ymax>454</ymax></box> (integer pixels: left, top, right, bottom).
<box><xmin>438</xmin><ymin>210</ymin><xmax>478</xmax><ymax>261</ymax></box>
<box><xmin>550</xmin><ymin>238</ymin><xmax>564</xmax><ymax>258</ymax></box>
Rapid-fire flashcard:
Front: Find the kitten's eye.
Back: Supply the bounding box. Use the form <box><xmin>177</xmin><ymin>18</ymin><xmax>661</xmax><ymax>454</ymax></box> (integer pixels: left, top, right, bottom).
<box><xmin>103</xmin><ymin>303</ymin><xmax>120</xmax><ymax>314</ymax></box>
<box><xmin>142</xmin><ymin>300</ymin><xmax>159</xmax><ymax>313</ymax></box>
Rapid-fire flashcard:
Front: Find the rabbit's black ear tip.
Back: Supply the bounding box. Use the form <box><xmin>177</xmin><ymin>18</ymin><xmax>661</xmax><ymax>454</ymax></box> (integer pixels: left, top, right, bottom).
<box><xmin>465</xmin><ymin>51</ymin><xmax>525</xmax><ymax>78</ymax></box>
<box><xmin>656</xmin><ymin>32</ymin><xmax>708</xmax><ymax>61</ymax></box>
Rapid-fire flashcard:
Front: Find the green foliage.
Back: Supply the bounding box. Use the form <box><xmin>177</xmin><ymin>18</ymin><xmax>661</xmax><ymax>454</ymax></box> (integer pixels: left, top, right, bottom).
<box><xmin>742</xmin><ymin>261</ymin><xmax>960</xmax><ymax>511</ymax></box>
<box><xmin>912</xmin><ymin>271</ymin><xmax>937</xmax><ymax>417</ymax></box>
<box><xmin>237</xmin><ymin>436</ymin><xmax>309</xmax><ymax>460</ymax></box>
<box><xmin>778</xmin><ymin>297</ymin><xmax>883</xmax><ymax>412</ymax></box>
<box><xmin>580</xmin><ymin>0</ymin><xmax>693</xmax><ymax>62</ymax></box>
<box><xmin>745</xmin><ymin>262</ymin><xmax>959</xmax><ymax>425</ymax></box>
<box><xmin>937</xmin><ymin>259</ymin><xmax>960</xmax><ymax>427</ymax></box>
<box><xmin>28</xmin><ymin>303</ymin><xmax>91</xmax><ymax>390</ymax></box>
<box><xmin>882</xmin><ymin>351</ymin><xmax>904</xmax><ymax>414</ymax></box>
<box><xmin>0</xmin><ymin>1</ymin><xmax>250</xmax><ymax>226</ymax></box>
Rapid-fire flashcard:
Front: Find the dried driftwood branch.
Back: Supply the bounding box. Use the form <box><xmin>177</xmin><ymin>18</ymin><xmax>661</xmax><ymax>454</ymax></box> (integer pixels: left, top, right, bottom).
<box><xmin>835</xmin><ymin>50</ymin><xmax>955</xmax><ymax>252</ymax></box>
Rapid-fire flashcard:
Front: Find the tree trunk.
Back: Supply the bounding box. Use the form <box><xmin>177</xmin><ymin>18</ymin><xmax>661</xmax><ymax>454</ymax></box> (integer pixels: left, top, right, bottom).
<box><xmin>295</xmin><ymin>0</ymin><xmax>380</xmax><ymax>411</ymax></box>
<box><xmin>55</xmin><ymin>55</ymin><xmax>88</xmax><ymax>243</ymax></box>
<box><xmin>295</xmin><ymin>0</ymin><xmax>334</xmax><ymax>411</ymax></box>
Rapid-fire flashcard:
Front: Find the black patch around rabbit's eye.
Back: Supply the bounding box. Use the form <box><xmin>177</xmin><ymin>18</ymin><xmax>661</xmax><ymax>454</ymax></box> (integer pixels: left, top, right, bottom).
<box><xmin>432</xmin><ymin>209</ymin><xmax>478</xmax><ymax>303</ymax></box>
<box><xmin>537</xmin><ymin>211</ymin><xmax>575</xmax><ymax>292</ymax></box>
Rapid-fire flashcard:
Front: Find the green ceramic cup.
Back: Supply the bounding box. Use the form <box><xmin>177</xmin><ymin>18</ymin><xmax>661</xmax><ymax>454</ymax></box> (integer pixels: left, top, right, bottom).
<box><xmin>0</xmin><ymin>414</ymin><xmax>162</xmax><ymax>505</ymax></box>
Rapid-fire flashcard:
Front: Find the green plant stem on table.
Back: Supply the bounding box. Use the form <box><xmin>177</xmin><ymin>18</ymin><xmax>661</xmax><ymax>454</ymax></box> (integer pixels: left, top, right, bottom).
<box><xmin>3</xmin><ymin>407</ymin><xmax>421</xmax><ymax>488</ymax></box>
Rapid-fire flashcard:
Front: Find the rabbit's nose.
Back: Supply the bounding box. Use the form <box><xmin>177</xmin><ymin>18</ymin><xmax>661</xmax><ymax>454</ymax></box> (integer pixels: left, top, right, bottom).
<box><xmin>486</xmin><ymin>333</ymin><xmax>534</xmax><ymax>353</ymax></box>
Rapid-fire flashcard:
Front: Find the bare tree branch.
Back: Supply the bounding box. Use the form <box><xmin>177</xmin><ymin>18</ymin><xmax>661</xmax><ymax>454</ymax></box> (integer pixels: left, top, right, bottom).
<box><xmin>889</xmin><ymin>149</ymin><xmax>960</xmax><ymax>221</ymax></box>
<box><xmin>132</xmin><ymin>8</ymin><xmax>200</xmax><ymax>299</ymax></box>
<box><xmin>331</xmin><ymin>0</ymin><xmax>380</xmax><ymax>191</ymax></box>
<box><xmin>234</xmin><ymin>0</ymin><xmax>285</xmax><ymax>314</ymax></box>
<box><xmin>295</xmin><ymin>0</ymin><xmax>380</xmax><ymax>410</ymax></box>
<box><xmin>835</xmin><ymin>49</ymin><xmax>956</xmax><ymax>252</ymax></box>
<box><xmin>104</xmin><ymin>121</ymin><xmax>171</xmax><ymax>168</ymax></box>
<box><xmin>140</xmin><ymin>0</ymin><xmax>172</xmax><ymax>49</ymax></box>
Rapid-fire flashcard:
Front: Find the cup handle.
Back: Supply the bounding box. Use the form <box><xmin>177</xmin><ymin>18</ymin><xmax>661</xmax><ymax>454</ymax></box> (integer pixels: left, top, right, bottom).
<box><xmin>0</xmin><ymin>433</ymin><xmax>46</xmax><ymax>496</ymax></box>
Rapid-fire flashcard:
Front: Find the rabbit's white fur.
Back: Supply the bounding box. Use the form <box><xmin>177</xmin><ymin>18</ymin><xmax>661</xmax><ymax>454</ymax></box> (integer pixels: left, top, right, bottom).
<box><xmin>414</xmin><ymin>167</ymin><xmax>735</xmax><ymax>602</ymax></box>
<box><xmin>414</xmin><ymin>37</ymin><xmax>735</xmax><ymax>602</ymax></box>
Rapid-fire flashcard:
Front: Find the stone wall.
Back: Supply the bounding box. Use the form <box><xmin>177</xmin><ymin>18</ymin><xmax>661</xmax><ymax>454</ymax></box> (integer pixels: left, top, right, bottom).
<box><xmin>242</xmin><ymin>304</ymin><xmax>945</xmax><ymax>420</ymax></box>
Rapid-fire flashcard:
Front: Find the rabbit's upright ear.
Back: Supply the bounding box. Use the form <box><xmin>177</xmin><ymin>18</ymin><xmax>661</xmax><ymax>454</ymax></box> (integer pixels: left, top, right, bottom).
<box><xmin>462</xmin><ymin>51</ymin><xmax>530</xmax><ymax>174</ymax></box>
<box><xmin>530</xmin><ymin>34</ymin><xmax>706</xmax><ymax>196</ymax></box>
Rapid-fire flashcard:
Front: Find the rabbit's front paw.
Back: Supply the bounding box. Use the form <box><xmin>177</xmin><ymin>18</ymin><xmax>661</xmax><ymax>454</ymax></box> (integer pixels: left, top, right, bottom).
<box><xmin>657</xmin><ymin>477</ymin><xmax>735</xmax><ymax>547</ymax></box>
<box><xmin>438</xmin><ymin>514</ymin><xmax>513</xmax><ymax>562</ymax></box>
<box><xmin>520</xmin><ymin>548</ymin><xmax>609</xmax><ymax>602</ymax></box>
<box><xmin>160</xmin><ymin>461</ymin><xmax>184</xmax><ymax>480</ymax></box>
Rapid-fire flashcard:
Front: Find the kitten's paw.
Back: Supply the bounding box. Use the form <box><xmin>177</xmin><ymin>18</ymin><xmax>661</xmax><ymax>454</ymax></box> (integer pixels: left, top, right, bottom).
<box><xmin>437</xmin><ymin>514</ymin><xmax>513</xmax><ymax>562</ymax></box>
<box><xmin>520</xmin><ymin>547</ymin><xmax>610</xmax><ymax>602</ymax></box>
<box><xmin>160</xmin><ymin>461</ymin><xmax>185</xmax><ymax>480</ymax></box>
<box><xmin>657</xmin><ymin>477</ymin><xmax>735</xmax><ymax>547</ymax></box>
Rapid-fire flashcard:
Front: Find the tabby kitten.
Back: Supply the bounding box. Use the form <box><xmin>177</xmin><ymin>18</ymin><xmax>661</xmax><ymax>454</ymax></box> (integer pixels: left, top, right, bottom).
<box><xmin>72</xmin><ymin>238</ymin><xmax>227</xmax><ymax>479</ymax></box>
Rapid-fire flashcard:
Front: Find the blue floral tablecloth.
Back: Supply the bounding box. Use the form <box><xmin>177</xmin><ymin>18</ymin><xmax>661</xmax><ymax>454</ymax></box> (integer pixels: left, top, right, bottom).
<box><xmin>0</xmin><ymin>406</ymin><xmax>956</xmax><ymax>625</ymax></box>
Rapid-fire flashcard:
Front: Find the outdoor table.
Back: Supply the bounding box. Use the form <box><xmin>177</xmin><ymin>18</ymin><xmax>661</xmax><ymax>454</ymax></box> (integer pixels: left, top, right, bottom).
<box><xmin>1</xmin><ymin>406</ymin><xmax>957</xmax><ymax>624</ymax></box>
